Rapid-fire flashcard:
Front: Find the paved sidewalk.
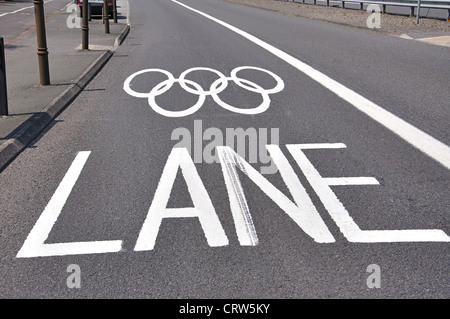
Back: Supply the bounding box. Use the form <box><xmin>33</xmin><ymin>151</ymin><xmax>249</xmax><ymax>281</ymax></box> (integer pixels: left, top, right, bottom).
<box><xmin>0</xmin><ymin>0</ymin><xmax>130</xmax><ymax>171</ymax></box>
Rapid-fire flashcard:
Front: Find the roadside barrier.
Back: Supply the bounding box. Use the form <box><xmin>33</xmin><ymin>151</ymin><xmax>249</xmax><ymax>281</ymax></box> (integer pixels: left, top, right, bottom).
<box><xmin>282</xmin><ymin>0</ymin><xmax>450</xmax><ymax>22</ymax></box>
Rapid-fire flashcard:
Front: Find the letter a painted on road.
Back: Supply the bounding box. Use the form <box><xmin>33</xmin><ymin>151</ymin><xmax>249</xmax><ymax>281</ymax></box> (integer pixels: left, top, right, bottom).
<box><xmin>134</xmin><ymin>147</ymin><xmax>229</xmax><ymax>251</ymax></box>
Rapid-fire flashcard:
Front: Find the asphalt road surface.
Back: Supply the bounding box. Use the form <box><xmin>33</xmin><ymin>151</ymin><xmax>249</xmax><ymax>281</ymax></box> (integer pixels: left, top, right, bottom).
<box><xmin>0</xmin><ymin>0</ymin><xmax>448</xmax><ymax>300</ymax></box>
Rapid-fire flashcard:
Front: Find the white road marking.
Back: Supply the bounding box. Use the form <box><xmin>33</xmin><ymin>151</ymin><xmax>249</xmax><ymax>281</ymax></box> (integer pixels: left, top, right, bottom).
<box><xmin>218</xmin><ymin>146</ymin><xmax>259</xmax><ymax>246</ymax></box>
<box><xmin>171</xmin><ymin>0</ymin><xmax>450</xmax><ymax>171</ymax></box>
<box><xmin>287</xmin><ymin>144</ymin><xmax>450</xmax><ymax>242</ymax></box>
<box><xmin>0</xmin><ymin>0</ymin><xmax>54</xmax><ymax>18</ymax></box>
<box><xmin>123</xmin><ymin>66</ymin><xmax>284</xmax><ymax>117</ymax></box>
<box><xmin>218</xmin><ymin>145</ymin><xmax>336</xmax><ymax>245</ymax></box>
<box><xmin>416</xmin><ymin>36</ymin><xmax>450</xmax><ymax>48</ymax></box>
<box><xmin>16</xmin><ymin>143</ymin><xmax>450</xmax><ymax>259</ymax></box>
<box><xmin>134</xmin><ymin>147</ymin><xmax>228</xmax><ymax>251</ymax></box>
<box><xmin>323</xmin><ymin>177</ymin><xmax>380</xmax><ymax>186</ymax></box>
<box><xmin>16</xmin><ymin>152</ymin><xmax>123</xmax><ymax>258</ymax></box>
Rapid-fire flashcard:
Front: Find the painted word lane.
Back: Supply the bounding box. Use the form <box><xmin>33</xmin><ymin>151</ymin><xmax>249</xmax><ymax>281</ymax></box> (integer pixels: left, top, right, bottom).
<box><xmin>16</xmin><ymin>143</ymin><xmax>450</xmax><ymax>258</ymax></box>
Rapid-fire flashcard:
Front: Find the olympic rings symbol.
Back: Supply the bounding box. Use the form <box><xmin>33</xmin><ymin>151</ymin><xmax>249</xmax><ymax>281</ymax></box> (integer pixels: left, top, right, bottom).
<box><xmin>123</xmin><ymin>66</ymin><xmax>284</xmax><ymax>117</ymax></box>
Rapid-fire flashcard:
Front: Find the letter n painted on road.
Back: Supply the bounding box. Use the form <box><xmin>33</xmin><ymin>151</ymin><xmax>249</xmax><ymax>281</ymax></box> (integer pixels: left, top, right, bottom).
<box><xmin>217</xmin><ymin>145</ymin><xmax>335</xmax><ymax>246</ymax></box>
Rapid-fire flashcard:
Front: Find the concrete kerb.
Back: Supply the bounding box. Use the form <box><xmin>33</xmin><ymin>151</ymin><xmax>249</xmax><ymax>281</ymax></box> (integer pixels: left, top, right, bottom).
<box><xmin>114</xmin><ymin>24</ymin><xmax>130</xmax><ymax>50</ymax></box>
<box><xmin>0</xmin><ymin>25</ymin><xmax>130</xmax><ymax>172</ymax></box>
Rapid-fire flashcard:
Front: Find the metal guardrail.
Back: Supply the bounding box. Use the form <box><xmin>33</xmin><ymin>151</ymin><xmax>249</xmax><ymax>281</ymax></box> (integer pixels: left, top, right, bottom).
<box><xmin>0</xmin><ymin>37</ymin><xmax>8</xmax><ymax>116</ymax></box>
<box><xmin>285</xmin><ymin>0</ymin><xmax>450</xmax><ymax>22</ymax></box>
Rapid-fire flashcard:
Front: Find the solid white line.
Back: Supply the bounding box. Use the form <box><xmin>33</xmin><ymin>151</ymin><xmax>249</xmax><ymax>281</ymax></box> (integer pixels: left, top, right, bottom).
<box><xmin>324</xmin><ymin>177</ymin><xmax>380</xmax><ymax>186</ymax></box>
<box><xmin>0</xmin><ymin>0</ymin><xmax>54</xmax><ymax>18</ymax></box>
<box><xmin>171</xmin><ymin>0</ymin><xmax>450</xmax><ymax>170</ymax></box>
<box><xmin>296</xmin><ymin>143</ymin><xmax>347</xmax><ymax>149</ymax></box>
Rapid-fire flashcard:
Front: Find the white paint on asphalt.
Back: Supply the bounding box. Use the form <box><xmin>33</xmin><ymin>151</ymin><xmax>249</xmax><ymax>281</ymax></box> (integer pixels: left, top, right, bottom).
<box><xmin>218</xmin><ymin>145</ymin><xmax>336</xmax><ymax>244</ymax></box>
<box><xmin>134</xmin><ymin>147</ymin><xmax>229</xmax><ymax>251</ymax></box>
<box><xmin>16</xmin><ymin>151</ymin><xmax>123</xmax><ymax>258</ymax></box>
<box><xmin>0</xmin><ymin>0</ymin><xmax>54</xmax><ymax>18</ymax></box>
<box><xmin>416</xmin><ymin>35</ymin><xmax>450</xmax><ymax>48</ymax></box>
<box><xmin>172</xmin><ymin>0</ymin><xmax>450</xmax><ymax>171</ymax></box>
<box><xmin>16</xmin><ymin>144</ymin><xmax>450</xmax><ymax>258</ymax></box>
<box><xmin>218</xmin><ymin>146</ymin><xmax>259</xmax><ymax>246</ymax></box>
<box><xmin>323</xmin><ymin>177</ymin><xmax>380</xmax><ymax>186</ymax></box>
<box><xmin>123</xmin><ymin>66</ymin><xmax>284</xmax><ymax>117</ymax></box>
<box><xmin>287</xmin><ymin>144</ymin><xmax>450</xmax><ymax>242</ymax></box>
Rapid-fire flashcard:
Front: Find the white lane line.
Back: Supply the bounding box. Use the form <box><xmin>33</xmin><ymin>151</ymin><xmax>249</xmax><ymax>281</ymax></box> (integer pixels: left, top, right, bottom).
<box><xmin>172</xmin><ymin>0</ymin><xmax>450</xmax><ymax>171</ymax></box>
<box><xmin>416</xmin><ymin>36</ymin><xmax>450</xmax><ymax>48</ymax></box>
<box><xmin>0</xmin><ymin>0</ymin><xmax>54</xmax><ymax>18</ymax></box>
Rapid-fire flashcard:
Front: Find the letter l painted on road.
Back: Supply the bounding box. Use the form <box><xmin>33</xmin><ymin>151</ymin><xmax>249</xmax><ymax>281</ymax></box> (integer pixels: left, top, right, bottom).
<box><xmin>17</xmin><ymin>152</ymin><xmax>123</xmax><ymax>258</ymax></box>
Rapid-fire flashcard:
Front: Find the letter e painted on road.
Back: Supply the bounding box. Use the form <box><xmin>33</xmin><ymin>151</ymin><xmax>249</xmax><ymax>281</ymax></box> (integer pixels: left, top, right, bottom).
<box><xmin>286</xmin><ymin>144</ymin><xmax>450</xmax><ymax>243</ymax></box>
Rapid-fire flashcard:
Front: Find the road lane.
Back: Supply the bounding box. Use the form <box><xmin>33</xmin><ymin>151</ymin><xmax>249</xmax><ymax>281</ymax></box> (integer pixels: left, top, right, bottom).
<box><xmin>0</xmin><ymin>0</ymin><xmax>448</xmax><ymax>298</ymax></box>
<box><xmin>172</xmin><ymin>0</ymin><xmax>450</xmax><ymax>171</ymax></box>
<box><xmin>179</xmin><ymin>0</ymin><xmax>450</xmax><ymax>147</ymax></box>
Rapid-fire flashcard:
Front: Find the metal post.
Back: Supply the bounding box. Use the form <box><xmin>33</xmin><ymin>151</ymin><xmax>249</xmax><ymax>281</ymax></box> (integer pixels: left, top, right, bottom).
<box><xmin>33</xmin><ymin>0</ymin><xmax>50</xmax><ymax>85</ymax></box>
<box><xmin>103</xmin><ymin>0</ymin><xmax>110</xmax><ymax>34</ymax></box>
<box><xmin>81</xmin><ymin>0</ymin><xmax>89</xmax><ymax>50</ymax></box>
<box><xmin>416</xmin><ymin>0</ymin><xmax>422</xmax><ymax>24</ymax></box>
<box><xmin>0</xmin><ymin>37</ymin><xmax>8</xmax><ymax>116</ymax></box>
<box><xmin>113</xmin><ymin>0</ymin><xmax>118</xmax><ymax>23</ymax></box>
